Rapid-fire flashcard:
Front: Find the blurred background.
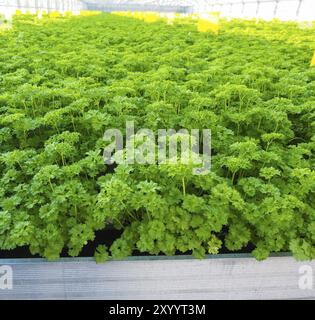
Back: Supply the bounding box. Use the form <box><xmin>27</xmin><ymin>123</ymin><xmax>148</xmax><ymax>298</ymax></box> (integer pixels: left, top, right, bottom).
<box><xmin>0</xmin><ymin>0</ymin><xmax>314</xmax><ymax>21</ymax></box>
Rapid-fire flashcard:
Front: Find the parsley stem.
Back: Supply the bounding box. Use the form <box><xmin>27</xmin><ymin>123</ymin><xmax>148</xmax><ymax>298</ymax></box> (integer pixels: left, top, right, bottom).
<box><xmin>182</xmin><ymin>177</ymin><xmax>186</xmax><ymax>197</ymax></box>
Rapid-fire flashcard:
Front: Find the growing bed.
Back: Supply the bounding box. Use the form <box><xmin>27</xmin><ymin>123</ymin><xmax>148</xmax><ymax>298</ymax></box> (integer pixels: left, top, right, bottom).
<box><xmin>0</xmin><ymin>13</ymin><xmax>314</xmax><ymax>297</ymax></box>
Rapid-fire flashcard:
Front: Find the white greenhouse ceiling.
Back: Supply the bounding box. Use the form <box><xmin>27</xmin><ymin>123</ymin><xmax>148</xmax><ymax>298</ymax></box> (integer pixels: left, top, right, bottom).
<box><xmin>0</xmin><ymin>0</ymin><xmax>314</xmax><ymax>20</ymax></box>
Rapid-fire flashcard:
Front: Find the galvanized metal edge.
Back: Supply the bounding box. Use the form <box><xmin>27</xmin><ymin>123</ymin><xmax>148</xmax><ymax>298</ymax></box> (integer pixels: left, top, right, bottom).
<box><xmin>0</xmin><ymin>252</ymin><xmax>292</xmax><ymax>265</ymax></box>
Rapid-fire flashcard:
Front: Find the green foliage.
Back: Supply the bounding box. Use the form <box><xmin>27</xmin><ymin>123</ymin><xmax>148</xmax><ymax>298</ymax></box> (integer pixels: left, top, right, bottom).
<box><xmin>94</xmin><ymin>245</ymin><xmax>110</xmax><ymax>263</ymax></box>
<box><xmin>0</xmin><ymin>14</ymin><xmax>314</xmax><ymax>261</ymax></box>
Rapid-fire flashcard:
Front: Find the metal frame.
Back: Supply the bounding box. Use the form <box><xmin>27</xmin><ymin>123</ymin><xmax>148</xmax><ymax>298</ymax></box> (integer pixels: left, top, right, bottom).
<box><xmin>0</xmin><ymin>252</ymin><xmax>292</xmax><ymax>264</ymax></box>
<box><xmin>1</xmin><ymin>253</ymin><xmax>314</xmax><ymax>300</ymax></box>
<box><xmin>203</xmin><ymin>0</ymin><xmax>310</xmax><ymax>20</ymax></box>
<box><xmin>0</xmin><ymin>0</ymin><xmax>314</xmax><ymax>20</ymax></box>
<box><xmin>0</xmin><ymin>0</ymin><xmax>83</xmax><ymax>12</ymax></box>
